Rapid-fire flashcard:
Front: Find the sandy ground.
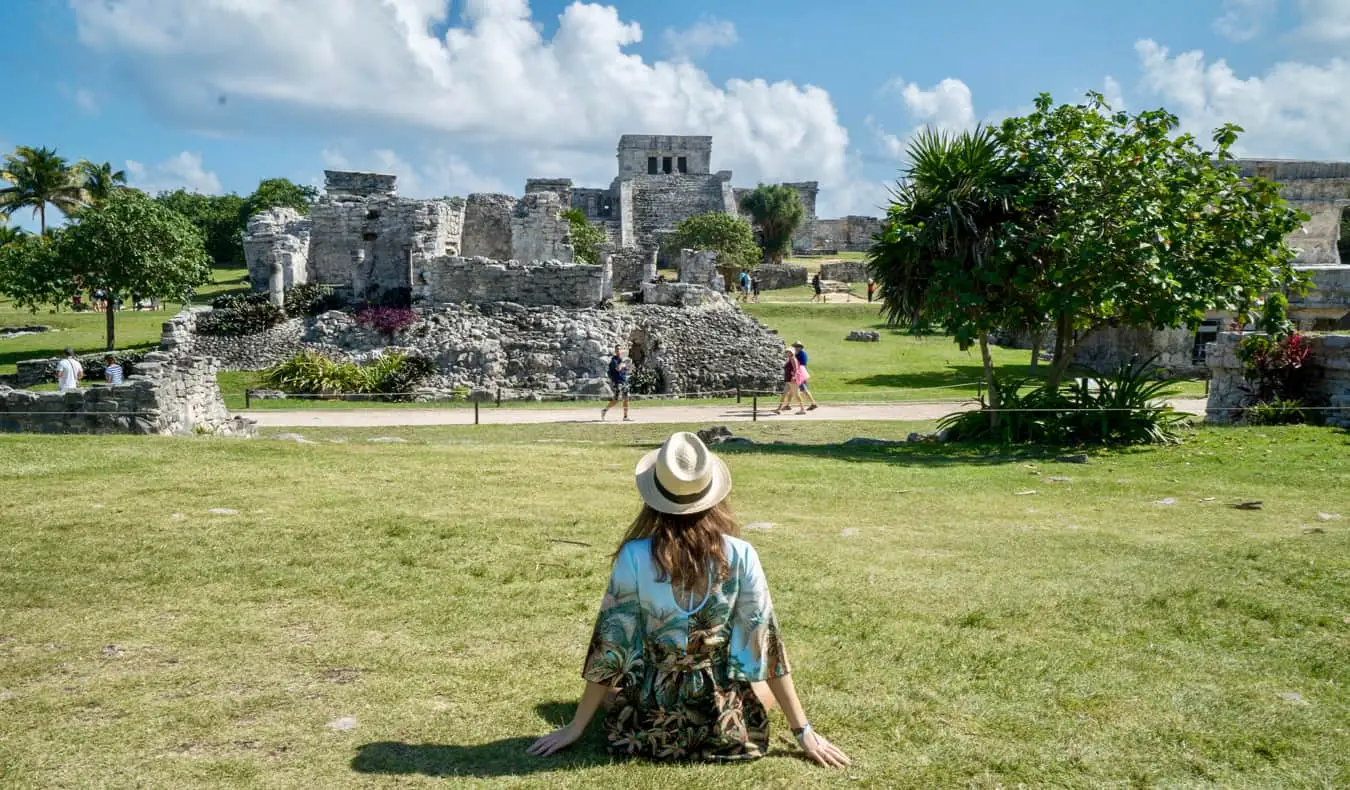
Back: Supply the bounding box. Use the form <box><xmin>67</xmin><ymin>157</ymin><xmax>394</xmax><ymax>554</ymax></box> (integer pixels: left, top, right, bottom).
<box><xmin>240</xmin><ymin>398</ymin><xmax>1210</xmax><ymax>428</ymax></box>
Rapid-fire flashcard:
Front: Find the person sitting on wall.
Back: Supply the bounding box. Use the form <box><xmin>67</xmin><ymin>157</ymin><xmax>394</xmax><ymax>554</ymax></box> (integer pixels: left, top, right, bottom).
<box><xmin>601</xmin><ymin>345</ymin><xmax>632</xmax><ymax>422</ymax></box>
<box><xmin>104</xmin><ymin>355</ymin><xmax>124</xmax><ymax>386</ymax></box>
<box><xmin>55</xmin><ymin>348</ymin><xmax>84</xmax><ymax>393</ymax></box>
<box><xmin>527</xmin><ymin>431</ymin><xmax>850</xmax><ymax>767</ymax></box>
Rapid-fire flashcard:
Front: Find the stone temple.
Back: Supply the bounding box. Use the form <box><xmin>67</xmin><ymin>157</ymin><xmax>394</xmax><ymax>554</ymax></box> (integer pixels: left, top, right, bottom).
<box><xmin>244</xmin><ymin>134</ymin><xmax>880</xmax><ymax>308</ymax></box>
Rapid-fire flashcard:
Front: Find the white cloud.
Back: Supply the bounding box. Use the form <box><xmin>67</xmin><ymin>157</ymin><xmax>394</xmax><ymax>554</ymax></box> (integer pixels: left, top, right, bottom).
<box><xmin>871</xmin><ymin>77</ymin><xmax>979</xmax><ymax>161</ymax></box>
<box><xmin>1297</xmin><ymin>0</ymin><xmax>1350</xmax><ymax>42</ymax></box>
<box><xmin>124</xmin><ymin>151</ymin><xmax>222</xmax><ymax>194</ymax></box>
<box><xmin>69</xmin><ymin>0</ymin><xmax>868</xmax><ymax>214</ymax></box>
<box><xmin>1135</xmin><ymin>39</ymin><xmax>1350</xmax><ymax>160</ymax></box>
<box><xmin>1213</xmin><ymin>0</ymin><xmax>1277</xmax><ymax>42</ymax></box>
<box><xmin>1102</xmin><ymin>76</ymin><xmax>1127</xmax><ymax>111</ymax></box>
<box><xmin>73</xmin><ymin>87</ymin><xmax>99</xmax><ymax>114</ymax></box>
<box><xmin>661</xmin><ymin>16</ymin><xmax>738</xmax><ymax>61</ymax></box>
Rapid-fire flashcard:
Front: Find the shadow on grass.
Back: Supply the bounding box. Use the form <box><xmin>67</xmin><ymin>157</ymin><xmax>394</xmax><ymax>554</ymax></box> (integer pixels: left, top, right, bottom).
<box><xmin>350</xmin><ymin>702</ymin><xmax>611</xmax><ymax>778</ymax></box>
<box><xmin>846</xmin><ymin>364</ymin><xmax>1041</xmax><ymax>392</ymax></box>
<box><xmin>716</xmin><ymin>439</ymin><xmax>1100</xmax><ymax>467</ymax></box>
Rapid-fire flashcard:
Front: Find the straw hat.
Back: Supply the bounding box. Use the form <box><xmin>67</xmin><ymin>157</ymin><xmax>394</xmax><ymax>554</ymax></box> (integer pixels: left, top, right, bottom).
<box><xmin>635</xmin><ymin>432</ymin><xmax>732</xmax><ymax>515</ymax></box>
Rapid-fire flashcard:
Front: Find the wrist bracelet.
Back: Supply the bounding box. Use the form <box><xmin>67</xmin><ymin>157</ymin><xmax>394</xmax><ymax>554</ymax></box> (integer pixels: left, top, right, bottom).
<box><xmin>792</xmin><ymin>723</ymin><xmax>813</xmax><ymax>744</ymax></box>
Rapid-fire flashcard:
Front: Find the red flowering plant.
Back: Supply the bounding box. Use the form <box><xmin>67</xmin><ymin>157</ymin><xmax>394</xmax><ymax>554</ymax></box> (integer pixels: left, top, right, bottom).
<box><xmin>1236</xmin><ymin>332</ymin><xmax>1313</xmax><ymax>405</ymax></box>
<box><xmin>355</xmin><ymin>306</ymin><xmax>418</xmax><ymax>338</ymax></box>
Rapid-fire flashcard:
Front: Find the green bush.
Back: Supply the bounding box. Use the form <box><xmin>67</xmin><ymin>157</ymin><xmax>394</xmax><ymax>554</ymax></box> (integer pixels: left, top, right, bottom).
<box><xmin>199</xmin><ymin>292</ymin><xmax>286</xmax><ymax>336</ymax></box>
<box><xmin>627</xmin><ymin>366</ymin><xmax>663</xmax><ymax>396</ymax></box>
<box><xmin>939</xmin><ymin>357</ymin><xmax>1190</xmax><ymax>445</ymax></box>
<box><xmin>1244</xmin><ymin>398</ymin><xmax>1316</xmax><ymax>426</ymax></box>
<box><xmin>285</xmin><ymin>283</ymin><xmax>340</xmax><ymax>317</ymax></box>
<box><xmin>260</xmin><ymin>350</ymin><xmax>435</xmax><ymax>401</ymax></box>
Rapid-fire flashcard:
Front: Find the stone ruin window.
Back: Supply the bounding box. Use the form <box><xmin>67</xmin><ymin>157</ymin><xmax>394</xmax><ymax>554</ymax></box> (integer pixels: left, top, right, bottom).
<box><xmin>662</xmin><ymin>156</ymin><xmax>673</xmax><ymax>174</ymax></box>
<box><xmin>648</xmin><ymin>157</ymin><xmax>658</xmax><ymax>174</ymax></box>
<box><xmin>366</xmin><ymin>209</ymin><xmax>381</xmax><ymax>220</ymax></box>
<box><xmin>677</xmin><ymin>156</ymin><xmax>688</xmax><ymax>174</ymax></box>
<box><xmin>362</xmin><ymin>231</ymin><xmax>378</xmax><ymax>242</ymax></box>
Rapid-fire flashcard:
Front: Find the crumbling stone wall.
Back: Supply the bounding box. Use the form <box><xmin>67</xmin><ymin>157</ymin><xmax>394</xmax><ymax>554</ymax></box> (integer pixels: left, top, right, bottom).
<box><xmin>611</xmin><ymin>247</ymin><xmax>657</xmax><ymax>293</ymax></box>
<box><xmin>677</xmin><ymin>249</ymin><xmax>726</xmax><ymax>293</ymax></box>
<box><xmin>0</xmin><ymin>351</ymin><xmax>254</xmax><ymax>436</ymax></box>
<box><xmin>1291</xmin><ymin>264</ymin><xmax>1350</xmax><ymax>329</ymax></box>
<box><xmin>244</xmin><ymin>208</ymin><xmax>312</xmax><ymax>295</ymax></box>
<box><xmin>819</xmin><ymin>260</ymin><xmax>868</xmax><ymax>282</ymax></box>
<box><xmin>525</xmin><ymin>178</ymin><xmax>574</xmax><ymax>207</ymax></box>
<box><xmin>1235</xmin><ymin>159</ymin><xmax>1349</xmax><ymax>266</ymax></box>
<box><xmin>1205</xmin><ymin>332</ymin><xmax>1350</xmax><ymax>426</ymax></box>
<box><xmin>624</xmin><ymin>174</ymin><xmax>736</xmax><ymax>252</ymax></box>
<box><xmin>754</xmin><ymin>264</ymin><xmax>808</xmax><ymax>290</ymax></box>
<box><xmin>813</xmin><ymin>216</ymin><xmax>882</xmax><ymax>252</ymax></box>
<box><xmin>460</xmin><ymin>193</ymin><xmax>517</xmax><ymax>260</ymax></box>
<box><xmin>784</xmin><ymin>181</ymin><xmax>819</xmax><ymax>254</ymax></box>
<box><xmin>324</xmin><ymin>170</ymin><xmax>398</xmax><ymax>199</ymax></box>
<box><xmin>510</xmin><ymin>193</ymin><xmax>574</xmax><ymax>263</ymax></box>
<box><xmin>414</xmin><ymin>257</ymin><xmax>608</xmax><ymax>308</ymax></box>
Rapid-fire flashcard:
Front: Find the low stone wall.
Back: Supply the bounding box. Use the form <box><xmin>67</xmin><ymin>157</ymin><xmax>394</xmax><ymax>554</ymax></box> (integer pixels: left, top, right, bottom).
<box><xmin>1205</xmin><ymin>332</ymin><xmax>1350</xmax><ymax>425</ymax></box>
<box><xmin>999</xmin><ymin>325</ymin><xmax>1204</xmax><ymax>378</ymax></box>
<box><xmin>610</xmin><ymin>248</ymin><xmax>657</xmax><ymax>293</ymax></box>
<box><xmin>643</xmin><ymin>282</ymin><xmax>725</xmax><ymax>307</ymax></box>
<box><xmin>414</xmin><ymin>257</ymin><xmax>610</xmax><ymax>309</ymax></box>
<box><xmin>818</xmin><ymin>260</ymin><xmax>868</xmax><ymax>282</ymax></box>
<box><xmin>754</xmin><ymin>264</ymin><xmax>808</xmax><ymax>290</ymax></box>
<box><xmin>677</xmin><ymin>249</ymin><xmax>726</xmax><ymax>293</ymax></box>
<box><xmin>0</xmin><ymin>351</ymin><xmax>255</xmax><ymax>436</ymax></box>
<box><xmin>161</xmin><ymin>309</ymin><xmax>307</xmax><ymax>371</ymax></box>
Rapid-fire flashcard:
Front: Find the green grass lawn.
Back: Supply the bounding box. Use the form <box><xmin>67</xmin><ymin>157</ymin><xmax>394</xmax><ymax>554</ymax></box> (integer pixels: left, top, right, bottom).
<box><xmin>0</xmin><ymin>268</ymin><xmax>249</xmax><ymax>376</ymax></box>
<box><xmin>1</xmin><ymin>422</ymin><xmax>1347</xmax><ymax>788</ymax></box>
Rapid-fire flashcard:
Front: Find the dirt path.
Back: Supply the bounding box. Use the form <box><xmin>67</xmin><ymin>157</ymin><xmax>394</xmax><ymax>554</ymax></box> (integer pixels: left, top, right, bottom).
<box><xmin>240</xmin><ymin>398</ymin><xmax>1210</xmax><ymax>428</ymax></box>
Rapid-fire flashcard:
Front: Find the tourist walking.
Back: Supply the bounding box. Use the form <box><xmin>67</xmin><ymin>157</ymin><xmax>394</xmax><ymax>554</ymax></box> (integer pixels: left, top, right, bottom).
<box><xmin>751</xmin><ymin>274</ymin><xmax>760</xmax><ymax>302</ymax></box>
<box><xmin>528</xmin><ymin>431</ymin><xmax>850</xmax><ymax>767</ymax></box>
<box><xmin>810</xmin><ymin>273</ymin><xmax>823</xmax><ymax>303</ymax></box>
<box><xmin>737</xmin><ymin>269</ymin><xmax>752</xmax><ymax>303</ymax></box>
<box><xmin>866</xmin><ymin>278</ymin><xmax>875</xmax><ymax>303</ymax></box>
<box><xmin>103</xmin><ymin>355</ymin><xmax>124</xmax><ymax>386</ymax></box>
<box><xmin>55</xmin><ymin>348</ymin><xmax>83</xmax><ymax>392</ymax></box>
<box><xmin>774</xmin><ymin>349</ymin><xmax>807</xmax><ymax>415</ymax></box>
<box><xmin>792</xmin><ymin>342</ymin><xmax>819</xmax><ymax>410</ymax></box>
<box><xmin>601</xmin><ymin>345</ymin><xmax>633</xmax><ymax>422</ymax></box>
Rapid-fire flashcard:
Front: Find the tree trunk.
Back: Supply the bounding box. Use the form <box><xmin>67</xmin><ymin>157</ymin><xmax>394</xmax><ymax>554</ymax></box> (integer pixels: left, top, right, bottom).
<box><xmin>39</xmin><ymin>203</ymin><xmax>46</xmax><ymax>236</ymax></box>
<box><xmin>1045</xmin><ymin>312</ymin><xmax>1074</xmax><ymax>390</ymax></box>
<box><xmin>1029</xmin><ymin>331</ymin><xmax>1042</xmax><ymax>372</ymax></box>
<box><xmin>105</xmin><ymin>303</ymin><xmax>116</xmax><ymax>351</ymax></box>
<box><xmin>979</xmin><ymin>333</ymin><xmax>1001</xmax><ymax>428</ymax></box>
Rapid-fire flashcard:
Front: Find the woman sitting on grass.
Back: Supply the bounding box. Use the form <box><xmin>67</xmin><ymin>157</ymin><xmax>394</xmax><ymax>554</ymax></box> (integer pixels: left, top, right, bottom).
<box><xmin>528</xmin><ymin>432</ymin><xmax>849</xmax><ymax>766</ymax></box>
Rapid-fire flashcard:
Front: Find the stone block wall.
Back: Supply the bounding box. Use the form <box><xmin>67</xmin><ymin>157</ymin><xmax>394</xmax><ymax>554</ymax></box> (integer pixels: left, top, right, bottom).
<box><xmin>623</xmin><ymin>174</ymin><xmax>735</xmax><ymax>252</ymax></box>
<box><xmin>324</xmin><ymin>170</ymin><xmax>397</xmax><ymax>199</ymax></box>
<box><xmin>784</xmin><ymin>181</ymin><xmax>819</xmax><ymax>254</ymax></box>
<box><xmin>308</xmin><ymin>196</ymin><xmax>462</xmax><ymax>304</ymax></box>
<box><xmin>1291</xmin><ymin>266</ymin><xmax>1350</xmax><ymax>329</ymax></box>
<box><xmin>617</xmin><ymin>135</ymin><xmax>713</xmax><ymax>177</ymax></box>
<box><xmin>754</xmin><ymin>264</ymin><xmax>808</xmax><ymax>290</ymax></box>
<box><xmin>677</xmin><ymin>249</ymin><xmax>725</xmax><ymax>292</ymax></box>
<box><xmin>814</xmin><ymin>216</ymin><xmax>882</xmax><ymax>252</ymax></box>
<box><xmin>1070</xmin><ymin>326</ymin><xmax>1204</xmax><ymax>378</ymax></box>
<box><xmin>525</xmin><ymin>179</ymin><xmax>574</xmax><ymax>207</ymax></box>
<box><xmin>244</xmin><ymin>208</ymin><xmax>312</xmax><ymax>294</ymax></box>
<box><xmin>611</xmin><ymin>247</ymin><xmax>657</xmax><ymax>293</ymax></box>
<box><xmin>461</xmin><ymin>194</ymin><xmax>517</xmax><ymax>261</ymax></box>
<box><xmin>1205</xmin><ymin>332</ymin><xmax>1350</xmax><ymax>426</ymax></box>
<box><xmin>819</xmin><ymin>260</ymin><xmax>869</xmax><ymax>282</ymax></box>
<box><xmin>510</xmin><ymin>192</ymin><xmax>574</xmax><ymax>263</ymax></box>
<box><xmin>414</xmin><ymin>257</ymin><xmax>609</xmax><ymax>308</ymax></box>
<box><xmin>0</xmin><ymin>351</ymin><xmax>254</xmax><ymax>436</ymax></box>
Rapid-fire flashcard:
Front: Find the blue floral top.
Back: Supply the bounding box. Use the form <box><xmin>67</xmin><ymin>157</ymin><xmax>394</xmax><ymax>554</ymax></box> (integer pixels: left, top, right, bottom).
<box><xmin>582</xmin><ymin>536</ymin><xmax>790</xmax><ymax>760</ymax></box>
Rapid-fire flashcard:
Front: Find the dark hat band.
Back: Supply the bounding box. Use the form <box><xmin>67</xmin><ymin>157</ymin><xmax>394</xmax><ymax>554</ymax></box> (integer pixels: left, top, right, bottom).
<box><xmin>653</xmin><ymin>472</ymin><xmax>714</xmax><ymax>505</ymax></box>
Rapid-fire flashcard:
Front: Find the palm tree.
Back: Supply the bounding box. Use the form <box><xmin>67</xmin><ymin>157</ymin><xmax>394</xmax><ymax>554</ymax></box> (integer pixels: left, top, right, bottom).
<box><xmin>76</xmin><ymin>160</ymin><xmax>128</xmax><ymax>208</ymax></box>
<box><xmin>868</xmin><ymin>126</ymin><xmax>1025</xmax><ymax>423</ymax></box>
<box><xmin>0</xmin><ymin>222</ymin><xmax>24</xmax><ymax>248</ymax></box>
<box><xmin>0</xmin><ymin>146</ymin><xmax>83</xmax><ymax>234</ymax></box>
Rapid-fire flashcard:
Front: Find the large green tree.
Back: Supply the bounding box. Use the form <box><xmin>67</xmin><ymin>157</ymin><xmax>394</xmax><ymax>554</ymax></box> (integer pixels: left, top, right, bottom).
<box><xmin>868</xmin><ymin>126</ymin><xmax>1027</xmax><ymax>420</ymax></box>
<box><xmin>0</xmin><ymin>189</ymin><xmax>211</xmax><ymax>349</ymax></box>
<box><xmin>998</xmin><ymin>93</ymin><xmax>1306</xmax><ymax>388</ymax></box>
<box><xmin>666</xmin><ymin>212</ymin><xmax>761</xmax><ymax>271</ymax></box>
<box><xmin>243</xmin><ymin>178</ymin><xmax>318</xmax><ymax>219</ymax></box>
<box><xmin>0</xmin><ymin>145</ymin><xmax>83</xmax><ymax>234</ymax></box>
<box><xmin>738</xmin><ymin>184</ymin><xmax>805</xmax><ymax>263</ymax></box>
<box><xmin>155</xmin><ymin>189</ymin><xmax>249</xmax><ymax>267</ymax></box>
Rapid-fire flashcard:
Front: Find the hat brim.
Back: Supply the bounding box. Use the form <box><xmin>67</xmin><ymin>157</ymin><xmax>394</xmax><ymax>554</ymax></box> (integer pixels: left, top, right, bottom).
<box><xmin>634</xmin><ymin>448</ymin><xmax>733</xmax><ymax>515</ymax></box>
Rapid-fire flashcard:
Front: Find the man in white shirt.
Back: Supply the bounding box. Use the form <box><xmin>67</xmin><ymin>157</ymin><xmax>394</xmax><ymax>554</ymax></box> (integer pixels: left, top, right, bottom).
<box><xmin>55</xmin><ymin>348</ymin><xmax>84</xmax><ymax>392</ymax></box>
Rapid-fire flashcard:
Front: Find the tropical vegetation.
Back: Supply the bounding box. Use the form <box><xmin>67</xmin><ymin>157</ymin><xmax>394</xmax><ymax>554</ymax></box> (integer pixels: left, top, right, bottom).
<box><xmin>739</xmin><ymin>183</ymin><xmax>806</xmax><ymax>264</ymax></box>
<box><xmin>563</xmin><ymin>208</ymin><xmax>608</xmax><ymax>265</ymax></box>
<box><xmin>665</xmin><ymin>211</ymin><xmax>761</xmax><ymax>271</ymax></box>
<box><xmin>0</xmin><ymin>146</ymin><xmax>87</xmax><ymax>233</ymax></box>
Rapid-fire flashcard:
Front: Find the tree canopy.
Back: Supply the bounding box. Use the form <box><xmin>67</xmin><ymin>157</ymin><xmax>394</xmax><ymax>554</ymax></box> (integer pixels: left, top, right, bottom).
<box><xmin>738</xmin><ymin>184</ymin><xmax>805</xmax><ymax>264</ymax></box>
<box><xmin>562</xmin><ymin>208</ymin><xmax>608</xmax><ymax>265</ymax></box>
<box><xmin>153</xmin><ymin>177</ymin><xmax>317</xmax><ymax>267</ymax></box>
<box><xmin>0</xmin><ymin>189</ymin><xmax>212</xmax><ymax>350</ymax></box>
<box><xmin>665</xmin><ymin>211</ymin><xmax>761</xmax><ymax>271</ymax></box>
<box><xmin>869</xmin><ymin>92</ymin><xmax>1307</xmax><ymax>393</ymax></box>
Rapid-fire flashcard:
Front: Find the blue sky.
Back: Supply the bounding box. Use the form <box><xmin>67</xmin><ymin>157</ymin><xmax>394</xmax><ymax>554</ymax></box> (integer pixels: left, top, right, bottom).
<box><xmin>3</xmin><ymin>0</ymin><xmax>1349</xmax><ymax>230</ymax></box>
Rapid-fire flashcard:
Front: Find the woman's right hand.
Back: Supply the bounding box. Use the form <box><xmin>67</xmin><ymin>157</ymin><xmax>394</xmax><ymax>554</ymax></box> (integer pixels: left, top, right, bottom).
<box><xmin>800</xmin><ymin>728</ymin><xmax>851</xmax><ymax>768</ymax></box>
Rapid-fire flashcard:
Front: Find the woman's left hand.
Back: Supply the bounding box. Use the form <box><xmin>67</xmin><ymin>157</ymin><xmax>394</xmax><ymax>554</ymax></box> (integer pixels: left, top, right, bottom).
<box><xmin>526</xmin><ymin>723</ymin><xmax>582</xmax><ymax>757</ymax></box>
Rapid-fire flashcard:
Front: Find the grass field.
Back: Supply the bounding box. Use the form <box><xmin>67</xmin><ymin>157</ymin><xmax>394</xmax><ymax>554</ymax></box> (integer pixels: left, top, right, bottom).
<box><xmin>1</xmin><ymin>421</ymin><xmax>1347</xmax><ymax>788</ymax></box>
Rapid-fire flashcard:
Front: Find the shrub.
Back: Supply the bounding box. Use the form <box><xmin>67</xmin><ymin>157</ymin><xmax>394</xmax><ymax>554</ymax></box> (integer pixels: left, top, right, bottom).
<box><xmin>1244</xmin><ymin>398</ymin><xmax>1314</xmax><ymax>426</ymax></box>
<box><xmin>628</xmin><ymin>366</ymin><xmax>663</xmax><ymax>396</ymax></box>
<box><xmin>285</xmin><ymin>283</ymin><xmax>340</xmax><ymax>317</ymax></box>
<box><xmin>260</xmin><ymin>350</ymin><xmax>434</xmax><ymax>401</ymax></box>
<box><xmin>355</xmin><ymin>306</ymin><xmax>418</xmax><ymax>337</ymax></box>
<box><xmin>939</xmin><ymin>357</ymin><xmax>1190</xmax><ymax>446</ymax></box>
<box><xmin>200</xmin><ymin>291</ymin><xmax>285</xmax><ymax>336</ymax></box>
<box><xmin>1237</xmin><ymin>333</ymin><xmax>1313</xmax><ymax>404</ymax></box>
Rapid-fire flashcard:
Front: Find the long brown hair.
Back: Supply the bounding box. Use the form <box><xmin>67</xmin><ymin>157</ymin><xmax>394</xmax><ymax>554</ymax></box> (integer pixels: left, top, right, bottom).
<box><xmin>615</xmin><ymin>501</ymin><xmax>740</xmax><ymax>595</ymax></box>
